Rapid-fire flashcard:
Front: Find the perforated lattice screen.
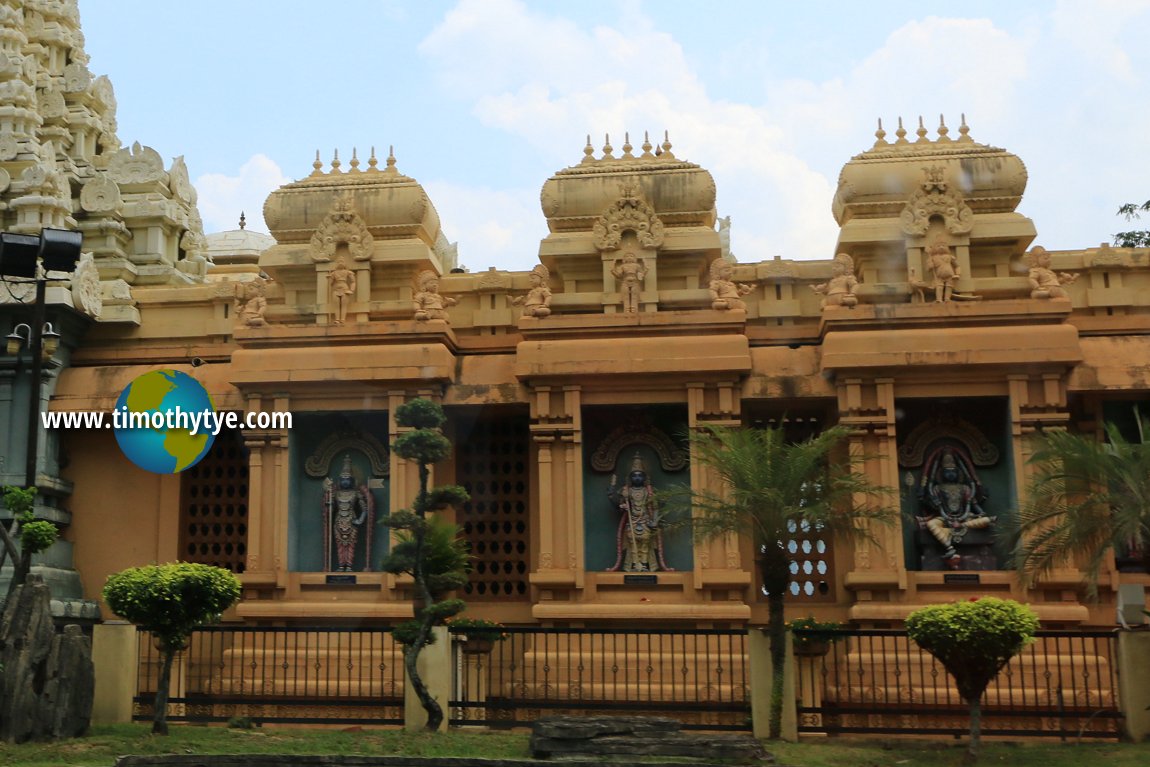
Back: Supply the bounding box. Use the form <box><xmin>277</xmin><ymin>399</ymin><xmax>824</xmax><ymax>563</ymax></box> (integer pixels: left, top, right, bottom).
<box><xmin>180</xmin><ymin>428</ymin><xmax>249</xmax><ymax>573</ymax></box>
<box><xmin>457</xmin><ymin>415</ymin><xmax>529</xmax><ymax>599</ymax></box>
<box><xmin>760</xmin><ymin>518</ymin><xmax>835</xmax><ymax>603</ymax></box>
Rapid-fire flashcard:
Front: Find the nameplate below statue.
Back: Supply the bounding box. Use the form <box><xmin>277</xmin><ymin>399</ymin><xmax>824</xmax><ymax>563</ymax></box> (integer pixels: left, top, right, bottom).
<box><xmin>943</xmin><ymin>573</ymin><xmax>980</xmax><ymax>585</ymax></box>
<box><xmin>326</xmin><ymin>574</ymin><xmax>358</xmax><ymax>585</ymax></box>
<box><xmin>623</xmin><ymin>574</ymin><xmax>658</xmax><ymax>586</ymax></box>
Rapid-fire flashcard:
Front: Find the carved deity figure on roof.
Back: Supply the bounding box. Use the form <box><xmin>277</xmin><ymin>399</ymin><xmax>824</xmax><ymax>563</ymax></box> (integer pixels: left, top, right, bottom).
<box><xmin>926</xmin><ymin>240</ymin><xmax>960</xmax><ymax>303</ymax></box>
<box><xmin>709</xmin><ymin>259</ymin><xmax>753</xmax><ymax>311</ymax></box>
<box><xmin>812</xmin><ymin>253</ymin><xmax>859</xmax><ymax>308</ymax></box>
<box><xmin>512</xmin><ymin>264</ymin><xmax>552</xmax><ymax>318</ymax></box>
<box><xmin>322</xmin><ymin>455</ymin><xmax>375</xmax><ymax>572</ymax></box>
<box><xmin>1026</xmin><ymin>246</ymin><xmax>1079</xmax><ymax>299</ymax></box>
<box><xmin>607</xmin><ymin>453</ymin><xmax>672</xmax><ymax>573</ymax></box>
<box><xmin>327</xmin><ymin>258</ymin><xmax>355</xmax><ymax>325</ymax></box>
<box><xmin>611</xmin><ymin>251</ymin><xmax>647</xmax><ymax>313</ymax></box>
<box><xmin>413</xmin><ymin>270</ymin><xmax>456</xmax><ymax>321</ymax></box>
<box><xmin>918</xmin><ymin>446</ymin><xmax>995</xmax><ymax>570</ymax></box>
<box><xmin>236</xmin><ymin>279</ymin><xmax>268</xmax><ymax>328</ymax></box>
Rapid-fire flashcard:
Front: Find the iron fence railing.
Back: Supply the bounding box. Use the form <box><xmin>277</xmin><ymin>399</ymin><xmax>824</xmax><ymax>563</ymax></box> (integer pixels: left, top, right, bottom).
<box><xmin>448</xmin><ymin>626</ymin><xmax>751</xmax><ymax>730</ymax></box>
<box><xmin>133</xmin><ymin>625</ymin><xmax>405</xmax><ymax>725</ymax></box>
<box><xmin>793</xmin><ymin>628</ymin><xmax>1122</xmax><ymax>739</ymax></box>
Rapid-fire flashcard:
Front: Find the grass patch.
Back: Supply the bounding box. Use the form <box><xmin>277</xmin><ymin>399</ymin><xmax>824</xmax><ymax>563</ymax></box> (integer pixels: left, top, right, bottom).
<box><xmin>0</xmin><ymin>726</ymin><xmax>1147</xmax><ymax>767</ymax></box>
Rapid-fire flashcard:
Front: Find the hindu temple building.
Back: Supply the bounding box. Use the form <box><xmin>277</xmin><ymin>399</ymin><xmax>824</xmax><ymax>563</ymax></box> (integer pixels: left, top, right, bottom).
<box><xmin>1</xmin><ymin>0</ymin><xmax>1148</xmax><ymax>638</ymax></box>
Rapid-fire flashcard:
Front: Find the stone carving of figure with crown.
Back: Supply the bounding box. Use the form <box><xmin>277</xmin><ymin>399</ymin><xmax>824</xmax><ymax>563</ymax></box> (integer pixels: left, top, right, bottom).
<box><xmin>512</xmin><ymin>264</ymin><xmax>552</xmax><ymax>317</ymax></box>
<box><xmin>918</xmin><ymin>446</ymin><xmax>995</xmax><ymax>570</ymax></box>
<box><xmin>811</xmin><ymin>253</ymin><xmax>859</xmax><ymax>308</ymax></box>
<box><xmin>1026</xmin><ymin>246</ymin><xmax>1079</xmax><ymax>299</ymax></box>
<box><xmin>709</xmin><ymin>259</ymin><xmax>753</xmax><ymax>311</ymax></box>
<box><xmin>327</xmin><ymin>258</ymin><xmax>355</xmax><ymax>324</ymax></box>
<box><xmin>926</xmin><ymin>240</ymin><xmax>960</xmax><ymax>303</ymax></box>
<box><xmin>322</xmin><ymin>455</ymin><xmax>375</xmax><ymax>572</ymax></box>
<box><xmin>611</xmin><ymin>251</ymin><xmax>647</xmax><ymax>313</ymax></box>
<box><xmin>236</xmin><ymin>279</ymin><xmax>268</xmax><ymax>328</ymax></box>
<box><xmin>413</xmin><ymin>270</ymin><xmax>456</xmax><ymax>321</ymax></box>
<box><xmin>607</xmin><ymin>453</ymin><xmax>673</xmax><ymax>572</ymax></box>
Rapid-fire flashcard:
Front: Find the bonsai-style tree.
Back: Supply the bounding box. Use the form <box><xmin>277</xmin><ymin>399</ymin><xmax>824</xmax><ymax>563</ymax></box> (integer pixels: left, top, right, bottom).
<box><xmin>678</xmin><ymin>423</ymin><xmax>891</xmax><ymax>738</ymax></box>
<box><xmin>380</xmin><ymin>398</ymin><xmax>469</xmax><ymax>731</ymax></box>
<box><xmin>906</xmin><ymin>598</ymin><xmax>1039</xmax><ymax>762</ymax></box>
<box><xmin>1014</xmin><ymin>415</ymin><xmax>1150</xmax><ymax>595</ymax></box>
<box><xmin>1</xmin><ymin>486</ymin><xmax>57</xmax><ymax>602</ymax></box>
<box><xmin>102</xmin><ymin>562</ymin><xmax>241</xmax><ymax>734</ymax></box>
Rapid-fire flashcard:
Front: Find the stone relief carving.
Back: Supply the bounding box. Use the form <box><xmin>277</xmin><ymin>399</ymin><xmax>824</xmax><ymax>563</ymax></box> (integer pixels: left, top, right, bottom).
<box><xmin>235</xmin><ymin>279</ymin><xmax>268</xmax><ymax>328</ymax></box>
<box><xmin>1025</xmin><ymin>246</ymin><xmax>1078</xmax><ymax>299</ymax></box>
<box><xmin>308</xmin><ymin>191</ymin><xmax>374</xmax><ymax>262</ymax></box>
<box><xmin>590</xmin><ymin>423</ymin><xmax>688</xmax><ymax>473</ymax></box>
<box><xmin>107</xmin><ymin>141</ymin><xmax>164</xmax><ymax>185</ymax></box>
<box><xmin>70</xmin><ymin>253</ymin><xmax>102</xmax><ymax>319</ymax></box>
<box><xmin>304</xmin><ymin>430</ymin><xmax>390</xmax><ymax>478</ymax></box>
<box><xmin>592</xmin><ymin>182</ymin><xmax>665</xmax><ymax>251</ymax></box>
<box><xmin>168</xmin><ymin>156</ymin><xmax>195</xmax><ymax>204</ymax></box>
<box><xmin>40</xmin><ymin>88</ymin><xmax>66</xmax><ymax>120</ymax></box>
<box><xmin>900</xmin><ymin>166</ymin><xmax>973</xmax><ymax>236</ymax></box>
<box><xmin>326</xmin><ymin>258</ymin><xmax>355</xmax><ymax>324</ymax></box>
<box><xmin>811</xmin><ymin>252</ymin><xmax>858</xmax><ymax>308</ymax></box>
<box><xmin>511</xmin><ymin>263</ymin><xmax>552</xmax><ymax>317</ymax></box>
<box><xmin>0</xmin><ymin>134</ymin><xmax>19</xmax><ymax>161</ymax></box>
<box><xmin>897</xmin><ymin>412</ymin><xmax>1000</xmax><ymax>468</ymax></box>
<box><xmin>709</xmin><ymin>258</ymin><xmax>753</xmax><ymax>311</ymax></box>
<box><xmin>62</xmin><ymin>61</ymin><xmax>90</xmax><ymax>92</ymax></box>
<box><xmin>79</xmin><ymin>174</ymin><xmax>122</xmax><ymax>214</ymax></box>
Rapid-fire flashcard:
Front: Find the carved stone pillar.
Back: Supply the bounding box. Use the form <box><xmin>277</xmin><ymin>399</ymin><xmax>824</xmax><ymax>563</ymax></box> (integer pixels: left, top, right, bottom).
<box><xmin>528</xmin><ymin>385</ymin><xmax>583</xmax><ymax>598</ymax></box>
<box><xmin>241</xmin><ymin>393</ymin><xmax>290</xmax><ymax>593</ymax></box>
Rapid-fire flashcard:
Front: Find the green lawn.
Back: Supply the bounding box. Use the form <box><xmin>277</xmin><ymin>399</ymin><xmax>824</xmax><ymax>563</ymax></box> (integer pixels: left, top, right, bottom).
<box><xmin>0</xmin><ymin>725</ymin><xmax>1146</xmax><ymax>767</ymax></box>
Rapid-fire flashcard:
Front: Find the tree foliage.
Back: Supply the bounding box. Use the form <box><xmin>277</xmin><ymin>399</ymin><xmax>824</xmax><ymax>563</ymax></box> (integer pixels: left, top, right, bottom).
<box><xmin>907</xmin><ymin>598</ymin><xmax>1039</xmax><ymax>761</ymax></box>
<box><xmin>1113</xmin><ymin>200</ymin><xmax>1150</xmax><ymax>248</ymax></box>
<box><xmin>1</xmin><ymin>486</ymin><xmax>56</xmax><ymax>603</ymax></box>
<box><xmin>674</xmin><ymin>423</ymin><xmax>892</xmax><ymax>738</ymax></box>
<box><xmin>103</xmin><ymin>562</ymin><xmax>241</xmax><ymax>734</ymax></box>
<box><xmin>1013</xmin><ymin>417</ymin><xmax>1150</xmax><ymax>595</ymax></box>
<box><xmin>379</xmin><ymin>397</ymin><xmax>469</xmax><ymax>731</ymax></box>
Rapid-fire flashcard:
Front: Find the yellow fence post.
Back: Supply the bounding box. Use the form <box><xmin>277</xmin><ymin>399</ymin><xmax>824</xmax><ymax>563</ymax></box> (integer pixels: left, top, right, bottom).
<box><xmin>1117</xmin><ymin>630</ymin><xmax>1150</xmax><ymax>742</ymax></box>
<box><xmin>748</xmin><ymin>627</ymin><xmax>797</xmax><ymax>742</ymax></box>
<box><xmin>92</xmin><ymin>621</ymin><xmax>139</xmax><ymax>725</ymax></box>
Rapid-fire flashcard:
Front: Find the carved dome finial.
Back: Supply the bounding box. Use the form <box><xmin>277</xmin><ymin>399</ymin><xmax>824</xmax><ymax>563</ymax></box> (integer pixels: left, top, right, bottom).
<box><xmin>661</xmin><ymin>130</ymin><xmax>675</xmax><ymax>160</ymax></box>
<box><xmin>602</xmin><ymin>133</ymin><xmax>614</xmax><ymax>160</ymax></box>
<box><xmin>622</xmin><ymin>132</ymin><xmax>634</xmax><ymax>159</ymax></box>
<box><xmin>937</xmin><ymin>114</ymin><xmax>951</xmax><ymax>142</ymax></box>
<box><xmin>368</xmin><ymin>146</ymin><xmax>379</xmax><ymax>171</ymax></box>
<box><xmin>330</xmin><ymin>148</ymin><xmax>342</xmax><ymax>174</ymax></box>
<box><xmin>915</xmin><ymin>116</ymin><xmax>929</xmax><ymax>143</ymax></box>
<box><xmin>641</xmin><ymin>131</ymin><xmax>654</xmax><ymax>158</ymax></box>
<box><xmin>386</xmin><ymin>145</ymin><xmax>397</xmax><ymax>175</ymax></box>
<box><xmin>239</xmin><ymin>211</ymin><xmax>246</xmax><ymax>230</ymax></box>
<box><xmin>958</xmin><ymin>113</ymin><xmax>971</xmax><ymax>142</ymax></box>
<box><xmin>349</xmin><ymin>147</ymin><xmax>361</xmax><ymax>173</ymax></box>
<box><xmin>582</xmin><ymin>134</ymin><xmax>595</xmax><ymax>163</ymax></box>
<box><xmin>874</xmin><ymin>118</ymin><xmax>888</xmax><ymax>147</ymax></box>
<box><xmin>311</xmin><ymin>149</ymin><xmax>323</xmax><ymax>177</ymax></box>
<box><xmin>895</xmin><ymin>117</ymin><xmax>908</xmax><ymax>144</ymax></box>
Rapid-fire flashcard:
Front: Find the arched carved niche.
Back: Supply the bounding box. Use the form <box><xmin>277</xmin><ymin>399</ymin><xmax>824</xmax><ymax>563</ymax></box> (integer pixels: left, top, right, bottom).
<box><xmin>309</xmin><ymin>191</ymin><xmax>374</xmax><ymax>262</ymax></box>
<box><xmin>592</xmin><ymin>181</ymin><xmax>665</xmax><ymax>252</ymax></box>
<box><xmin>590</xmin><ymin>423</ymin><xmax>688</xmax><ymax>473</ymax></box>
<box><xmin>304</xmin><ymin>430</ymin><xmax>390</xmax><ymax>478</ymax></box>
<box><xmin>900</xmin><ymin>166</ymin><xmax>973</xmax><ymax>236</ymax></box>
<box><xmin>897</xmin><ymin>412</ymin><xmax>999</xmax><ymax>468</ymax></box>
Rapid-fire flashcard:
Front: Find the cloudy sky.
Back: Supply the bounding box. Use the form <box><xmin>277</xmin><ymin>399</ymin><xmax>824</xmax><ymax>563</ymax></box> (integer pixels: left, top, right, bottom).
<box><xmin>81</xmin><ymin>0</ymin><xmax>1150</xmax><ymax>273</ymax></box>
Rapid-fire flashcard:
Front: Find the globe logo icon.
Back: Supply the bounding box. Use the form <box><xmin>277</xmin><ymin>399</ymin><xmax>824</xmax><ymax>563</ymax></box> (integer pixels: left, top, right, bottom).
<box><xmin>114</xmin><ymin>370</ymin><xmax>216</xmax><ymax>474</ymax></box>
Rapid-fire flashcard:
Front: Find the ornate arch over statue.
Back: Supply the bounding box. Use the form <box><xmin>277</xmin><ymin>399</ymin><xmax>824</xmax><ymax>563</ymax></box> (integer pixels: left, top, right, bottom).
<box><xmin>592</xmin><ymin>181</ymin><xmax>665</xmax><ymax>252</ymax></box>
<box><xmin>309</xmin><ymin>191</ymin><xmax>374</xmax><ymax>262</ymax></box>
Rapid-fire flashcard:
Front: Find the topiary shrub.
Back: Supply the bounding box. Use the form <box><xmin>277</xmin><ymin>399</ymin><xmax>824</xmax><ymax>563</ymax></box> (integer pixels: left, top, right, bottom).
<box><xmin>103</xmin><ymin>562</ymin><xmax>241</xmax><ymax>735</ymax></box>
<box><xmin>906</xmin><ymin>597</ymin><xmax>1039</xmax><ymax>762</ymax></box>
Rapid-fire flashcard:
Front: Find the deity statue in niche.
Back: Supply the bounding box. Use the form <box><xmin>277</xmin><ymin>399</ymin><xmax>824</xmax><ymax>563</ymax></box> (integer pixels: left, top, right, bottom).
<box><xmin>327</xmin><ymin>258</ymin><xmax>355</xmax><ymax>324</ymax></box>
<box><xmin>611</xmin><ymin>251</ymin><xmax>647</xmax><ymax>313</ymax></box>
<box><xmin>413</xmin><ymin>269</ymin><xmax>456</xmax><ymax>321</ymax></box>
<box><xmin>322</xmin><ymin>454</ymin><xmax>375</xmax><ymax>571</ymax></box>
<box><xmin>607</xmin><ymin>453</ymin><xmax>673</xmax><ymax>572</ymax></box>
<box><xmin>916</xmin><ymin>445</ymin><xmax>996</xmax><ymax>570</ymax></box>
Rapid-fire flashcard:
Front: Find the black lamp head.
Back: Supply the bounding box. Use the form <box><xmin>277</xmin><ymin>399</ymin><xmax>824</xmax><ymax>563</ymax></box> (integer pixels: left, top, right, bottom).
<box><xmin>39</xmin><ymin>228</ymin><xmax>83</xmax><ymax>273</ymax></box>
<box><xmin>0</xmin><ymin>232</ymin><xmax>40</xmax><ymax>278</ymax></box>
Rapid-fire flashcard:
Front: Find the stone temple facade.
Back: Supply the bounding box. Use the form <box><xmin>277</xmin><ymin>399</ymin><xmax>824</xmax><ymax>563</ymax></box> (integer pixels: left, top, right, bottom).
<box><xmin>0</xmin><ymin>0</ymin><xmax>1148</xmax><ymax>631</ymax></box>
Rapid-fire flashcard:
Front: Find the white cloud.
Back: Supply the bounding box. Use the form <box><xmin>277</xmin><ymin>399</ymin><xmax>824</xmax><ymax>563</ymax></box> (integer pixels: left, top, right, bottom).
<box><xmin>422</xmin><ymin>181</ymin><xmax>546</xmax><ymax>273</ymax></box>
<box><xmin>195</xmin><ymin>154</ymin><xmax>290</xmax><ymax>234</ymax></box>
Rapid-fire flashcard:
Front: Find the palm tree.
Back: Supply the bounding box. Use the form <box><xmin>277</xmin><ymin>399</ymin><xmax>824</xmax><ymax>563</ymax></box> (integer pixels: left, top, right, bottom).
<box><xmin>1014</xmin><ymin>416</ymin><xmax>1150</xmax><ymax>595</ymax></box>
<box><xmin>679</xmin><ymin>423</ymin><xmax>893</xmax><ymax>738</ymax></box>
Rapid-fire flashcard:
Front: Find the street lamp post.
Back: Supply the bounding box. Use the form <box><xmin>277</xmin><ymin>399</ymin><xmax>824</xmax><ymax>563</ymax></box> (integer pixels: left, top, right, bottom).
<box><xmin>0</xmin><ymin>229</ymin><xmax>82</xmax><ymax>582</ymax></box>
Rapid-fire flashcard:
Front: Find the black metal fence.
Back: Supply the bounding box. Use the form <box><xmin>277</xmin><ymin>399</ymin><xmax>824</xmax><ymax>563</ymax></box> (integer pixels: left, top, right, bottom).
<box><xmin>448</xmin><ymin>626</ymin><xmax>751</xmax><ymax>730</ymax></box>
<box><xmin>794</xmin><ymin>628</ymin><xmax>1122</xmax><ymax>739</ymax></box>
<box><xmin>133</xmin><ymin>626</ymin><xmax>405</xmax><ymax>725</ymax></box>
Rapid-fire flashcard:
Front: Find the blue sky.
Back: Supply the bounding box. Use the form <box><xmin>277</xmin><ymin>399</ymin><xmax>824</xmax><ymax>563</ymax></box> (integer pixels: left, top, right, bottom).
<box><xmin>81</xmin><ymin>0</ymin><xmax>1150</xmax><ymax>272</ymax></box>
